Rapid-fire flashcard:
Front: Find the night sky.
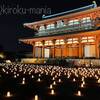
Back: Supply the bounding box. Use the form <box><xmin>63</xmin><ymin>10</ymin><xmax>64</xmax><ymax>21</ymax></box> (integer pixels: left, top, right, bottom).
<box><xmin>0</xmin><ymin>0</ymin><xmax>100</xmax><ymax>53</ymax></box>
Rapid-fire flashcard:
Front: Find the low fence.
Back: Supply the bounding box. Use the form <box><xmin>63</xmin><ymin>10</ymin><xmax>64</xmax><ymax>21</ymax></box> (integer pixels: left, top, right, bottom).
<box><xmin>21</xmin><ymin>58</ymin><xmax>100</xmax><ymax>67</ymax></box>
<box><xmin>66</xmin><ymin>59</ymin><xmax>100</xmax><ymax>67</ymax></box>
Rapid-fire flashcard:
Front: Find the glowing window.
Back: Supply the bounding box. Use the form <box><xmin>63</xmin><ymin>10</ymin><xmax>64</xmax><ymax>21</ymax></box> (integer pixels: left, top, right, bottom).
<box><xmin>81</xmin><ymin>36</ymin><xmax>95</xmax><ymax>43</ymax></box>
<box><xmin>88</xmin><ymin>39</ymin><xmax>95</xmax><ymax>42</ymax></box>
<box><xmin>67</xmin><ymin>41</ymin><xmax>72</xmax><ymax>44</ymax></box>
<box><xmin>67</xmin><ymin>38</ymin><xmax>78</xmax><ymax>44</ymax></box>
<box><xmin>47</xmin><ymin>24</ymin><xmax>55</xmax><ymax>29</ymax></box>
<box><xmin>81</xmin><ymin>40</ymin><xmax>88</xmax><ymax>43</ymax></box>
<box><xmin>81</xmin><ymin>17</ymin><xmax>91</xmax><ymax>23</ymax></box>
<box><xmin>55</xmin><ymin>40</ymin><xmax>60</xmax><ymax>45</ymax></box>
<box><xmin>73</xmin><ymin>38</ymin><xmax>78</xmax><ymax>43</ymax></box>
<box><xmin>39</xmin><ymin>25</ymin><xmax>45</xmax><ymax>31</ymax></box>
<box><xmin>55</xmin><ymin>39</ymin><xmax>65</xmax><ymax>45</ymax></box>
<box><xmin>67</xmin><ymin>38</ymin><xmax>73</xmax><ymax>44</ymax></box>
<box><xmin>57</xmin><ymin>20</ymin><xmax>64</xmax><ymax>28</ymax></box>
<box><xmin>73</xmin><ymin>41</ymin><xmax>78</xmax><ymax>43</ymax></box>
<box><xmin>49</xmin><ymin>41</ymin><xmax>53</xmax><ymax>45</ymax></box>
<box><xmin>44</xmin><ymin>41</ymin><xmax>53</xmax><ymax>46</ymax></box>
<box><xmin>82</xmin><ymin>37</ymin><xmax>87</xmax><ymax>39</ymax></box>
<box><xmin>68</xmin><ymin>38</ymin><xmax>72</xmax><ymax>41</ymax></box>
<box><xmin>68</xmin><ymin>19</ymin><xmax>80</xmax><ymax>26</ymax></box>
<box><xmin>60</xmin><ymin>39</ymin><xmax>65</xmax><ymax>44</ymax></box>
<box><xmin>88</xmin><ymin>36</ymin><xmax>94</xmax><ymax>39</ymax></box>
<box><xmin>35</xmin><ymin>42</ymin><xmax>43</xmax><ymax>46</ymax></box>
<box><xmin>45</xmin><ymin>41</ymin><xmax>48</xmax><ymax>46</ymax></box>
<box><xmin>73</xmin><ymin>38</ymin><xmax>78</xmax><ymax>41</ymax></box>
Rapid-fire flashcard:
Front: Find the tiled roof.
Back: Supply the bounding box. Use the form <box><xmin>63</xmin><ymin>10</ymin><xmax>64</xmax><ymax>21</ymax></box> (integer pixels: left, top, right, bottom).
<box><xmin>42</xmin><ymin>2</ymin><xmax>97</xmax><ymax>19</ymax></box>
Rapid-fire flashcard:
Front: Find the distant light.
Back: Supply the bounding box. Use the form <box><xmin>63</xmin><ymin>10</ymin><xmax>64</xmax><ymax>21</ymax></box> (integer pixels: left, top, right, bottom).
<box><xmin>6</xmin><ymin>60</ymin><xmax>11</xmax><ymax>63</ymax></box>
<box><xmin>0</xmin><ymin>53</ymin><xmax>4</xmax><ymax>58</ymax></box>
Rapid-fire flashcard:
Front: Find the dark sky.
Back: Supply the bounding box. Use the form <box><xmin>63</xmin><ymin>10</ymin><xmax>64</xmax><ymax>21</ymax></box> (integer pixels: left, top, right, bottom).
<box><xmin>0</xmin><ymin>0</ymin><xmax>99</xmax><ymax>52</ymax></box>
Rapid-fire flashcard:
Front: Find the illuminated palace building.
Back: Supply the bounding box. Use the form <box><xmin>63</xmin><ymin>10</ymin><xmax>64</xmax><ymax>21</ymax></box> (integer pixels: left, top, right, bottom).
<box><xmin>20</xmin><ymin>1</ymin><xmax>100</xmax><ymax>59</ymax></box>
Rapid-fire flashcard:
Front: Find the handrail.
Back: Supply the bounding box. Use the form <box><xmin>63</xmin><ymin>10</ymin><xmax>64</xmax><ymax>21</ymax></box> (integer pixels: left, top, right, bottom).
<box><xmin>35</xmin><ymin>19</ymin><xmax>100</xmax><ymax>36</ymax></box>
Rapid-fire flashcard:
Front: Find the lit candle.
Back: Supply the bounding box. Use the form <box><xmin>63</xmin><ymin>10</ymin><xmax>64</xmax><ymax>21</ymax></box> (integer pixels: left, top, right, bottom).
<box><xmin>39</xmin><ymin>74</ymin><xmax>41</xmax><ymax>77</ymax></box>
<box><xmin>80</xmin><ymin>83</ymin><xmax>84</xmax><ymax>88</ymax></box>
<box><xmin>31</xmin><ymin>75</ymin><xmax>34</xmax><ymax>78</ymax></box>
<box><xmin>82</xmin><ymin>77</ymin><xmax>84</xmax><ymax>81</ymax></box>
<box><xmin>98</xmin><ymin>79</ymin><xmax>100</xmax><ymax>83</ymax></box>
<box><xmin>6</xmin><ymin>91</ymin><xmax>12</xmax><ymax>97</ymax></box>
<box><xmin>73</xmin><ymin>78</ymin><xmax>76</xmax><ymax>82</ymax></box>
<box><xmin>34</xmin><ymin>95</ymin><xmax>39</xmax><ymax>100</ymax></box>
<box><xmin>53</xmin><ymin>81</ymin><xmax>56</xmax><ymax>85</ymax></box>
<box><xmin>37</xmin><ymin>78</ymin><xmax>41</xmax><ymax>82</ymax></box>
<box><xmin>17</xmin><ymin>74</ymin><xmax>19</xmax><ymax>76</ymax></box>
<box><xmin>14</xmin><ymin>75</ymin><xmax>17</xmax><ymax>78</ymax></box>
<box><xmin>22</xmin><ymin>80</ymin><xmax>25</xmax><ymax>84</ymax></box>
<box><xmin>58</xmin><ymin>79</ymin><xmax>61</xmax><ymax>83</ymax></box>
<box><xmin>50</xmin><ymin>89</ymin><xmax>55</xmax><ymax>95</ymax></box>
<box><xmin>77</xmin><ymin>90</ymin><xmax>82</xmax><ymax>96</ymax></box>
<box><xmin>50</xmin><ymin>84</ymin><xmax>53</xmax><ymax>89</ymax></box>
<box><xmin>23</xmin><ymin>77</ymin><xmax>25</xmax><ymax>81</ymax></box>
<box><xmin>52</xmin><ymin>77</ymin><xmax>55</xmax><ymax>80</ymax></box>
<box><xmin>82</xmin><ymin>81</ymin><xmax>85</xmax><ymax>85</ymax></box>
<box><xmin>67</xmin><ymin>75</ymin><xmax>70</xmax><ymax>78</ymax></box>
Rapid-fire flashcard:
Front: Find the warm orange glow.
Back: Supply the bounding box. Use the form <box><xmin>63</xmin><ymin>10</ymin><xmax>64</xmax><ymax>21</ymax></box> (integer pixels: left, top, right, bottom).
<box><xmin>81</xmin><ymin>36</ymin><xmax>95</xmax><ymax>43</ymax></box>
<box><xmin>35</xmin><ymin>41</ymin><xmax>43</xmax><ymax>46</ymax></box>
<box><xmin>67</xmin><ymin>38</ymin><xmax>78</xmax><ymax>44</ymax></box>
<box><xmin>44</xmin><ymin>40</ymin><xmax>53</xmax><ymax>46</ymax></box>
<box><xmin>55</xmin><ymin>39</ymin><xmax>65</xmax><ymax>45</ymax></box>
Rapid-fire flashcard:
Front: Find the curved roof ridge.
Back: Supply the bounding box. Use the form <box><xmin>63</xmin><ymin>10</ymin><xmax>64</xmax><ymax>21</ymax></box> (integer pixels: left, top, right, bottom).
<box><xmin>42</xmin><ymin>2</ymin><xmax>97</xmax><ymax>19</ymax></box>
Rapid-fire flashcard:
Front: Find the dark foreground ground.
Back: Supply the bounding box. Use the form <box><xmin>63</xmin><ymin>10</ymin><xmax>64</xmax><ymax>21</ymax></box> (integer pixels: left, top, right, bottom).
<box><xmin>0</xmin><ymin>63</ymin><xmax>100</xmax><ymax>100</ymax></box>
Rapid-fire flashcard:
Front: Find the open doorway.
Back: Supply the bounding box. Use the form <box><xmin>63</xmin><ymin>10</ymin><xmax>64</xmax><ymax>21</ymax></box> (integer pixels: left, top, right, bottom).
<box><xmin>44</xmin><ymin>48</ymin><xmax>50</xmax><ymax>58</ymax></box>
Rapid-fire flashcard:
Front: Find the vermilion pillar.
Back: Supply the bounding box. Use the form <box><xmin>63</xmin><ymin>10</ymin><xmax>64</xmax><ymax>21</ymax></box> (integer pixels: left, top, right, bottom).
<box><xmin>95</xmin><ymin>36</ymin><xmax>99</xmax><ymax>58</ymax></box>
<box><xmin>42</xmin><ymin>40</ymin><xmax>45</xmax><ymax>58</ymax></box>
<box><xmin>79</xmin><ymin>37</ymin><xmax>82</xmax><ymax>58</ymax></box>
<box><xmin>61</xmin><ymin>45</ymin><xmax>63</xmax><ymax>58</ymax></box>
<box><xmin>32</xmin><ymin>42</ymin><xmax>35</xmax><ymax>58</ymax></box>
<box><xmin>52</xmin><ymin>39</ymin><xmax>56</xmax><ymax>58</ymax></box>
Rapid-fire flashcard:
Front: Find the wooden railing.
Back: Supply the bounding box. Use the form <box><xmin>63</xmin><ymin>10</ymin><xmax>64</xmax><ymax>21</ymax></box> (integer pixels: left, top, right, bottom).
<box><xmin>35</xmin><ymin>19</ymin><xmax>100</xmax><ymax>36</ymax></box>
